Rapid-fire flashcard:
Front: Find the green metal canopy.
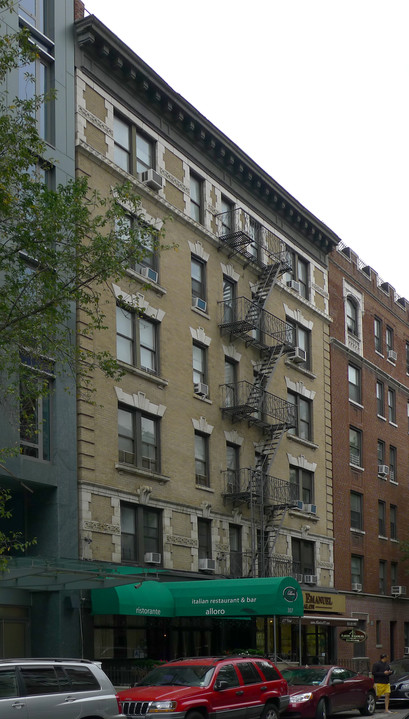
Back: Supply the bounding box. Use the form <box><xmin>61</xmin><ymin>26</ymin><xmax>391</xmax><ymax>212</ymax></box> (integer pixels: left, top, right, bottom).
<box><xmin>92</xmin><ymin>576</ymin><xmax>303</xmax><ymax>618</ymax></box>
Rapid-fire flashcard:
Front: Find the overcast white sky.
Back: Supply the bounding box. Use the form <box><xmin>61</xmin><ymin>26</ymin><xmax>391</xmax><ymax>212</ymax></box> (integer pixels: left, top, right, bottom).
<box><xmin>84</xmin><ymin>0</ymin><xmax>409</xmax><ymax>299</ymax></box>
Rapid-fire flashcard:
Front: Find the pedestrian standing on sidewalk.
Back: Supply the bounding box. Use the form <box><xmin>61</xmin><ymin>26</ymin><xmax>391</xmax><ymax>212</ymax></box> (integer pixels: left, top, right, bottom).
<box><xmin>372</xmin><ymin>653</ymin><xmax>394</xmax><ymax>713</ymax></box>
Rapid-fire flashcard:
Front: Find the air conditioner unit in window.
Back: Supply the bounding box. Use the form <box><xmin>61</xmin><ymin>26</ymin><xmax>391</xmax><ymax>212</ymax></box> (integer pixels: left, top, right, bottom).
<box><xmin>388</xmin><ymin>349</ymin><xmax>397</xmax><ymax>362</ymax></box>
<box><xmin>194</xmin><ymin>382</ymin><xmax>208</xmax><ymax>398</ymax></box>
<box><xmin>139</xmin><ymin>169</ymin><xmax>163</xmax><ymax>191</ymax></box>
<box><xmin>199</xmin><ymin>558</ymin><xmax>216</xmax><ymax>572</ymax></box>
<box><xmin>352</xmin><ymin>582</ymin><xmax>362</xmax><ymax>592</ymax></box>
<box><xmin>193</xmin><ymin>297</ymin><xmax>207</xmax><ymax>312</ymax></box>
<box><xmin>295</xmin><ymin>500</ymin><xmax>304</xmax><ymax>511</ymax></box>
<box><xmin>287</xmin><ymin>280</ymin><xmax>300</xmax><ymax>293</ymax></box>
<box><xmin>139</xmin><ymin>266</ymin><xmax>158</xmax><ymax>283</ymax></box>
<box><xmin>391</xmin><ymin>585</ymin><xmax>407</xmax><ymax>596</ymax></box>
<box><xmin>295</xmin><ymin>573</ymin><xmax>304</xmax><ymax>583</ymax></box>
<box><xmin>405</xmin><ymin>647</ymin><xmax>409</xmax><ymax>655</ymax></box>
<box><xmin>291</xmin><ymin>346</ymin><xmax>307</xmax><ymax>363</ymax></box>
<box><xmin>304</xmin><ymin>504</ymin><xmax>317</xmax><ymax>514</ymax></box>
<box><xmin>144</xmin><ymin>552</ymin><xmax>161</xmax><ymax>564</ymax></box>
<box><xmin>304</xmin><ymin>574</ymin><xmax>317</xmax><ymax>585</ymax></box>
<box><xmin>378</xmin><ymin>465</ymin><xmax>389</xmax><ymax>476</ymax></box>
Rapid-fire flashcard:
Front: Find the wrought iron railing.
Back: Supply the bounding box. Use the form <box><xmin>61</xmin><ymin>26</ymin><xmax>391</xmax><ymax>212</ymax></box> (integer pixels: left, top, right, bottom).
<box><xmin>218</xmin><ymin>297</ymin><xmax>294</xmax><ymax>347</ymax></box>
<box><xmin>216</xmin><ymin>207</ymin><xmax>291</xmax><ymax>269</ymax></box>
<box><xmin>220</xmin><ymin>380</ymin><xmax>297</xmax><ymax>427</ymax></box>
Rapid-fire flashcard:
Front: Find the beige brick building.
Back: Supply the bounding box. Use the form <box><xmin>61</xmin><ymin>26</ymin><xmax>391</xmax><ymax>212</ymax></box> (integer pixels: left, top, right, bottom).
<box><xmin>75</xmin><ymin>9</ymin><xmax>341</xmax><ymax>662</ymax></box>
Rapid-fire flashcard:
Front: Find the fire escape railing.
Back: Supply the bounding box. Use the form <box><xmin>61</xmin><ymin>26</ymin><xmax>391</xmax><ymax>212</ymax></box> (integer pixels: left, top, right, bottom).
<box><xmin>220</xmin><ymin>380</ymin><xmax>297</xmax><ymax>428</ymax></box>
<box><xmin>218</xmin><ymin>297</ymin><xmax>295</xmax><ymax>350</ymax></box>
<box><xmin>222</xmin><ymin>468</ymin><xmax>299</xmax><ymax>509</ymax></box>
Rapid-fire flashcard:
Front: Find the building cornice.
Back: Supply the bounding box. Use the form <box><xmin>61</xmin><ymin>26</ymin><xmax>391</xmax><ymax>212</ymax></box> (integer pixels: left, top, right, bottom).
<box><xmin>75</xmin><ymin>15</ymin><xmax>341</xmax><ymax>256</ymax></box>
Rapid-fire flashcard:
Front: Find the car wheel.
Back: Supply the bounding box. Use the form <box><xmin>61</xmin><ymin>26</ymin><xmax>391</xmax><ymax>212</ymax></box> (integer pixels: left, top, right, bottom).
<box><xmin>359</xmin><ymin>691</ymin><xmax>376</xmax><ymax>716</ymax></box>
<box><xmin>315</xmin><ymin>698</ymin><xmax>327</xmax><ymax>719</ymax></box>
<box><xmin>262</xmin><ymin>703</ymin><xmax>278</xmax><ymax>719</ymax></box>
<box><xmin>186</xmin><ymin>712</ymin><xmax>205</xmax><ymax>719</ymax></box>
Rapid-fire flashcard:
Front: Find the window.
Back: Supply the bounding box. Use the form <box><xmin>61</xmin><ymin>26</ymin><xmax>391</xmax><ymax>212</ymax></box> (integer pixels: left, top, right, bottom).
<box><xmin>116</xmin><ymin>214</ymin><xmax>158</xmax><ymax>276</ymax></box>
<box><xmin>114</xmin><ymin>115</ymin><xmax>130</xmax><ymax>172</ymax></box>
<box><xmin>390</xmin><ymin>505</ymin><xmax>397</xmax><ymax>540</ymax></box>
<box><xmin>387</xmin><ymin>388</ymin><xmax>396</xmax><ymax>423</ymax></box>
<box><xmin>116</xmin><ymin>306</ymin><xmax>158</xmax><ymax>374</ymax></box>
<box><xmin>284</xmin><ymin>250</ymin><xmax>309</xmax><ymax>299</ymax></box>
<box><xmin>346</xmin><ymin>297</ymin><xmax>358</xmax><ymax>336</ymax></box>
<box><xmin>350</xmin><ymin>492</ymin><xmax>363</xmax><ymax>530</ymax></box>
<box><xmin>226</xmin><ymin>443</ymin><xmax>240</xmax><ymax>492</ymax></box>
<box><xmin>19</xmin><ymin>0</ymin><xmax>49</xmax><ymax>33</ymax></box>
<box><xmin>220</xmin><ymin>197</ymin><xmax>234</xmax><ymax>235</ymax></box>
<box><xmin>20</xmin><ymin>378</ymin><xmax>51</xmax><ymax>460</ymax></box>
<box><xmin>379</xmin><ymin>560</ymin><xmax>386</xmax><ymax>595</ymax></box>
<box><xmin>374</xmin><ymin>317</ymin><xmax>382</xmax><ymax>353</ymax></box>
<box><xmin>292</xmin><ymin>538</ymin><xmax>315</xmax><ymax>576</ymax></box>
<box><xmin>348</xmin><ymin>364</ymin><xmax>361</xmax><ymax>403</ymax></box>
<box><xmin>376</xmin><ymin>381</ymin><xmax>384</xmax><ymax>417</ymax></box>
<box><xmin>229</xmin><ymin>524</ymin><xmax>242</xmax><ymax>578</ymax></box>
<box><xmin>195</xmin><ymin>432</ymin><xmax>209</xmax><ymax>486</ymax></box>
<box><xmin>247</xmin><ymin>217</ymin><xmax>260</xmax><ymax>260</ymax></box>
<box><xmin>121</xmin><ymin>503</ymin><xmax>162</xmax><ymax>563</ymax></box>
<box><xmin>349</xmin><ymin>427</ymin><xmax>362</xmax><ymax>467</ymax></box>
<box><xmin>386</xmin><ymin>326</ymin><xmax>394</xmax><ymax>353</ymax></box>
<box><xmin>193</xmin><ymin>343</ymin><xmax>207</xmax><ymax>389</ymax></box>
<box><xmin>135</xmin><ymin>129</ymin><xmax>154</xmax><ymax>174</ymax></box>
<box><xmin>377</xmin><ymin>439</ymin><xmax>385</xmax><ymax>465</ymax></box>
<box><xmin>222</xmin><ymin>277</ymin><xmax>236</xmax><ymax>324</ymax></box>
<box><xmin>351</xmin><ymin>555</ymin><xmax>363</xmax><ymax>587</ymax></box>
<box><xmin>198</xmin><ymin>518</ymin><xmax>212</xmax><ymax>559</ymax></box>
<box><xmin>288</xmin><ymin>321</ymin><xmax>310</xmax><ymax>369</ymax></box>
<box><xmin>290</xmin><ymin>467</ymin><xmax>314</xmax><ymax>504</ymax></box>
<box><xmin>391</xmin><ymin>562</ymin><xmax>398</xmax><ymax>586</ymax></box>
<box><xmin>406</xmin><ymin>342</ymin><xmax>409</xmax><ymax>374</ymax></box>
<box><xmin>191</xmin><ymin>256</ymin><xmax>206</xmax><ymax>306</ymax></box>
<box><xmin>378</xmin><ymin>501</ymin><xmax>386</xmax><ymax>536</ymax></box>
<box><xmin>389</xmin><ymin>445</ymin><xmax>397</xmax><ymax>482</ymax></box>
<box><xmin>118</xmin><ymin>406</ymin><xmax>159</xmax><ymax>472</ymax></box>
<box><xmin>190</xmin><ymin>173</ymin><xmax>202</xmax><ymax>222</ymax></box>
<box><xmin>287</xmin><ymin>392</ymin><xmax>312</xmax><ymax>441</ymax></box>
<box><xmin>19</xmin><ymin>49</ymin><xmax>53</xmax><ymax>141</ymax></box>
<box><xmin>376</xmin><ymin>620</ymin><xmax>381</xmax><ymax>645</ymax></box>
<box><xmin>224</xmin><ymin>358</ymin><xmax>237</xmax><ymax>408</ymax></box>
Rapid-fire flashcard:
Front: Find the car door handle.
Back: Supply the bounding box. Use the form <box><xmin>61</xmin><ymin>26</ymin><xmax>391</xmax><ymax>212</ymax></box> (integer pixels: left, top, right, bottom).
<box><xmin>64</xmin><ymin>695</ymin><xmax>77</xmax><ymax>702</ymax></box>
<box><xmin>11</xmin><ymin>701</ymin><xmax>26</xmax><ymax>709</ymax></box>
<box><xmin>260</xmin><ymin>686</ymin><xmax>267</xmax><ymax>691</ymax></box>
<box><xmin>236</xmin><ymin>690</ymin><xmax>244</xmax><ymax>695</ymax></box>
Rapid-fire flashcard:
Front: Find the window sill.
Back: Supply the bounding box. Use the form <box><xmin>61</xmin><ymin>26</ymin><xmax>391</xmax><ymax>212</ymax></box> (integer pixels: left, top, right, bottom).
<box><xmin>117</xmin><ymin>361</ymin><xmax>168</xmax><ymax>387</ymax></box>
<box><xmin>193</xmin><ymin>393</ymin><xmax>212</xmax><ymax>403</ymax></box>
<box><xmin>195</xmin><ymin>483</ymin><xmax>214</xmax><ymax>493</ymax></box>
<box><xmin>284</xmin><ymin>358</ymin><xmax>316</xmax><ymax>379</ymax></box>
<box><xmin>378</xmin><ymin>534</ymin><xmax>388</xmax><ymax>541</ymax></box>
<box><xmin>115</xmin><ymin>463</ymin><xmax>170</xmax><ymax>484</ymax></box>
<box><xmin>390</xmin><ymin>538</ymin><xmax>399</xmax><ymax>543</ymax></box>
<box><xmin>349</xmin><ymin>463</ymin><xmax>364</xmax><ymax>472</ymax></box>
<box><xmin>390</xmin><ymin>479</ymin><xmax>398</xmax><ymax>485</ymax></box>
<box><xmin>389</xmin><ymin>421</ymin><xmax>398</xmax><ymax>428</ymax></box>
<box><xmin>191</xmin><ymin>305</ymin><xmax>210</xmax><ymax>319</ymax></box>
<box><xmin>375</xmin><ymin>351</ymin><xmax>384</xmax><ymax>358</ymax></box>
<box><xmin>287</xmin><ymin>434</ymin><xmax>318</xmax><ymax>450</ymax></box>
<box><xmin>349</xmin><ymin>400</ymin><xmax>364</xmax><ymax>409</ymax></box>
<box><xmin>377</xmin><ymin>414</ymin><xmax>386</xmax><ymax>422</ymax></box>
<box><xmin>126</xmin><ymin>267</ymin><xmax>167</xmax><ymax>296</ymax></box>
<box><xmin>350</xmin><ymin>528</ymin><xmax>365</xmax><ymax>535</ymax></box>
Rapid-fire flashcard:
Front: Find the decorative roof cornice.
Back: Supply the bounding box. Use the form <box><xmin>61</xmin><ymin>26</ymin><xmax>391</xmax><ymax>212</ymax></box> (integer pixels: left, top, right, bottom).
<box><xmin>75</xmin><ymin>16</ymin><xmax>341</xmax><ymax>255</ymax></box>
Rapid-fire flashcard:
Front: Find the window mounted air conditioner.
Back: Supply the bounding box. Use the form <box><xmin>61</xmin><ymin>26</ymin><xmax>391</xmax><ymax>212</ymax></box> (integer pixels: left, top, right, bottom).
<box><xmin>140</xmin><ymin>266</ymin><xmax>158</xmax><ymax>283</ymax></box>
<box><xmin>387</xmin><ymin>349</ymin><xmax>397</xmax><ymax>362</ymax></box>
<box><xmin>287</xmin><ymin>280</ymin><xmax>300</xmax><ymax>293</ymax></box>
<box><xmin>404</xmin><ymin>647</ymin><xmax>409</xmax><ymax>655</ymax></box>
<box><xmin>378</xmin><ymin>465</ymin><xmax>389</xmax><ymax>476</ymax></box>
<box><xmin>144</xmin><ymin>552</ymin><xmax>161</xmax><ymax>564</ymax></box>
<box><xmin>193</xmin><ymin>297</ymin><xmax>207</xmax><ymax>312</ymax></box>
<box><xmin>194</xmin><ymin>382</ymin><xmax>208</xmax><ymax>398</ymax></box>
<box><xmin>199</xmin><ymin>558</ymin><xmax>216</xmax><ymax>572</ymax></box>
<box><xmin>295</xmin><ymin>573</ymin><xmax>304</xmax><ymax>583</ymax></box>
<box><xmin>291</xmin><ymin>346</ymin><xmax>307</xmax><ymax>363</ymax></box>
<box><xmin>352</xmin><ymin>582</ymin><xmax>362</xmax><ymax>592</ymax></box>
<box><xmin>304</xmin><ymin>504</ymin><xmax>317</xmax><ymax>514</ymax></box>
<box><xmin>139</xmin><ymin>169</ymin><xmax>163</xmax><ymax>191</ymax></box>
<box><xmin>295</xmin><ymin>500</ymin><xmax>304</xmax><ymax>511</ymax></box>
<box><xmin>304</xmin><ymin>574</ymin><xmax>317</xmax><ymax>585</ymax></box>
<box><xmin>391</xmin><ymin>585</ymin><xmax>407</xmax><ymax>596</ymax></box>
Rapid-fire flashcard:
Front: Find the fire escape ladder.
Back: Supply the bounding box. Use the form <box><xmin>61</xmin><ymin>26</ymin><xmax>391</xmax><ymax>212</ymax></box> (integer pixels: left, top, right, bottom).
<box><xmin>253</xmin><ymin>263</ymin><xmax>282</xmax><ymax>306</ymax></box>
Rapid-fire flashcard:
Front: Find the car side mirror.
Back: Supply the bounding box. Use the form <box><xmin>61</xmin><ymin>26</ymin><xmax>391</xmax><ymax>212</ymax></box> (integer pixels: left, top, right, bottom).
<box><xmin>215</xmin><ymin>680</ymin><xmax>230</xmax><ymax>691</ymax></box>
<box><xmin>332</xmin><ymin>678</ymin><xmax>344</xmax><ymax>685</ymax></box>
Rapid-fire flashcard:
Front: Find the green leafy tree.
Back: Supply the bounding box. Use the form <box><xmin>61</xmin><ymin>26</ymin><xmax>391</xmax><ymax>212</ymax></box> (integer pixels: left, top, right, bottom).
<box><xmin>0</xmin><ymin>0</ymin><xmax>168</xmax><ymax>562</ymax></box>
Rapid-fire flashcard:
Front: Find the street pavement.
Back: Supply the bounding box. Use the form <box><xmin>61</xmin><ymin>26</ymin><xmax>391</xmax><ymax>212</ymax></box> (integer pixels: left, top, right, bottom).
<box><xmin>338</xmin><ymin>708</ymin><xmax>409</xmax><ymax>719</ymax></box>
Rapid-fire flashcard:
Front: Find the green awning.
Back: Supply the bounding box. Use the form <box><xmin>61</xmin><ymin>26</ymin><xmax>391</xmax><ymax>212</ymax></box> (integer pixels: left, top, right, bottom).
<box><xmin>92</xmin><ymin>576</ymin><xmax>303</xmax><ymax>618</ymax></box>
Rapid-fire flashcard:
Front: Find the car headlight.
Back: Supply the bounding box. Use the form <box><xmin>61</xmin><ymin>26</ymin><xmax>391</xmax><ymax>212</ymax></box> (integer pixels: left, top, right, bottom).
<box><xmin>398</xmin><ymin>683</ymin><xmax>409</xmax><ymax>691</ymax></box>
<box><xmin>290</xmin><ymin>693</ymin><xmax>314</xmax><ymax>704</ymax></box>
<box><xmin>148</xmin><ymin>701</ymin><xmax>178</xmax><ymax>713</ymax></box>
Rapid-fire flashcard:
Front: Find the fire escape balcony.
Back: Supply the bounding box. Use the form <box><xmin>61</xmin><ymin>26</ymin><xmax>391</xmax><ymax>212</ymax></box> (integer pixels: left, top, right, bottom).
<box><xmin>220</xmin><ymin>380</ymin><xmax>297</xmax><ymax>429</ymax></box>
<box><xmin>218</xmin><ymin>296</ymin><xmax>294</xmax><ymax>351</ymax></box>
<box><xmin>216</xmin><ymin>207</ymin><xmax>292</xmax><ymax>271</ymax></box>
<box><xmin>222</xmin><ymin>468</ymin><xmax>299</xmax><ymax>509</ymax></box>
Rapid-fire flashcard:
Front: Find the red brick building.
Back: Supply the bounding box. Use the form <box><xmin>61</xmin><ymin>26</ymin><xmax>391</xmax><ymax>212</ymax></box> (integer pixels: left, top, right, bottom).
<box><xmin>329</xmin><ymin>243</ymin><xmax>409</xmax><ymax>666</ymax></box>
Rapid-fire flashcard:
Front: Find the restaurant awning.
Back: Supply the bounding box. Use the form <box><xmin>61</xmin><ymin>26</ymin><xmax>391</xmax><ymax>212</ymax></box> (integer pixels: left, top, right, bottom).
<box><xmin>92</xmin><ymin>576</ymin><xmax>304</xmax><ymax>618</ymax></box>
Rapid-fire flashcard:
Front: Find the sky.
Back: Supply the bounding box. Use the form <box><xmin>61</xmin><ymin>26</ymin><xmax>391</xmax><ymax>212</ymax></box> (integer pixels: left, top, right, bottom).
<box><xmin>83</xmin><ymin>0</ymin><xmax>409</xmax><ymax>299</ymax></box>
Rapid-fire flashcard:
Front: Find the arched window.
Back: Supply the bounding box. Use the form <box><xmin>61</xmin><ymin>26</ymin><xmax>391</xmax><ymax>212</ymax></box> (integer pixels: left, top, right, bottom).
<box><xmin>346</xmin><ymin>297</ymin><xmax>358</xmax><ymax>336</ymax></box>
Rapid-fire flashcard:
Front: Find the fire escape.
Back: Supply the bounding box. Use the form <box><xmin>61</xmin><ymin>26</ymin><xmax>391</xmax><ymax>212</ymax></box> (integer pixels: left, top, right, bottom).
<box><xmin>217</xmin><ymin>207</ymin><xmax>298</xmax><ymax>578</ymax></box>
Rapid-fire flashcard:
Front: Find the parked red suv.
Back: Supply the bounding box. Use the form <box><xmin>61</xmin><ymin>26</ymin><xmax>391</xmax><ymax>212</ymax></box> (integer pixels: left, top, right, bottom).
<box><xmin>117</xmin><ymin>655</ymin><xmax>289</xmax><ymax>719</ymax></box>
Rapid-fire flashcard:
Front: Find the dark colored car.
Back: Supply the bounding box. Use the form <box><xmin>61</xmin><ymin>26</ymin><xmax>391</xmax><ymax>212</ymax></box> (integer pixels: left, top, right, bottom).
<box><xmin>389</xmin><ymin>658</ymin><xmax>409</xmax><ymax>703</ymax></box>
<box><xmin>281</xmin><ymin>665</ymin><xmax>375</xmax><ymax>719</ymax></box>
<box><xmin>117</xmin><ymin>655</ymin><xmax>289</xmax><ymax>719</ymax></box>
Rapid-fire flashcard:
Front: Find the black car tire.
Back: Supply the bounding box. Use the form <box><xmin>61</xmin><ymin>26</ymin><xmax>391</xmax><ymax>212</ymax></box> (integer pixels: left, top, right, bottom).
<box><xmin>359</xmin><ymin>691</ymin><xmax>376</xmax><ymax>716</ymax></box>
<box><xmin>261</xmin><ymin>703</ymin><xmax>278</xmax><ymax>719</ymax></box>
<box><xmin>186</xmin><ymin>712</ymin><xmax>205</xmax><ymax>719</ymax></box>
<box><xmin>315</xmin><ymin>698</ymin><xmax>327</xmax><ymax>719</ymax></box>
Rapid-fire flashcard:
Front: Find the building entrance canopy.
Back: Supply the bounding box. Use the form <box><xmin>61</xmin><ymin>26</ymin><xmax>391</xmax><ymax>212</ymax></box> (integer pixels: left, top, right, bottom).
<box><xmin>92</xmin><ymin>576</ymin><xmax>304</xmax><ymax>618</ymax></box>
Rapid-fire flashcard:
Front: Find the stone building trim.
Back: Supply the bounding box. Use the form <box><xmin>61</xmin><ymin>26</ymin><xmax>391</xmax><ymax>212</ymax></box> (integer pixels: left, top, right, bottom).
<box><xmin>113</xmin><ymin>284</ymin><xmax>165</xmax><ymax>321</ymax></box>
<box><xmin>221</xmin><ymin>263</ymin><xmax>240</xmax><ymax>282</ymax></box>
<box><xmin>115</xmin><ymin>387</ymin><xmax>166</xmax><ymax>416</ymax></box>
<box><xmin>223</xmin><ymin>344</ymin><xmax>241</xmax><ymax>361</ymax></box>
<box><xmin>285</xmin><ymin>377</ymin><xmax>316</xmax><ymax>400</ymax></box>
<box><xmin>224</xmin><ymin>429</ymin><xmax>244</xmax><ymax>446</ymax></box>
<box><xmin>188</xmin><ymin>240</ymin><xmax>210</xmax><ymax>262</ymax></box>
<box><xmin>284</xmin><ymin>303</ymin><xmax>314</xmax><ymax>330</ymax></box>
<box><xmin>287</xmin><ymin>452</ymin><xmax>317</xmax><ymax>472</ymax></box>
<box><xmin>192</xmin><ymin>416</ymin><xmax>214</xmax><ymax>434</ymax></box>
<box><xmin>190</xmin><ymin>326</ymin><xmax>211</xmax><ymax>346</ymax></box>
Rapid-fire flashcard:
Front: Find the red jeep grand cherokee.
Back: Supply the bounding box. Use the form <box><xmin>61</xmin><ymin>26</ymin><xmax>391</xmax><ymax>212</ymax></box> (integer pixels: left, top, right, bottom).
<box><xmin>117</xmin><ymin>655</ymin><xmax>289</xmax><ymax>719</ymax></box>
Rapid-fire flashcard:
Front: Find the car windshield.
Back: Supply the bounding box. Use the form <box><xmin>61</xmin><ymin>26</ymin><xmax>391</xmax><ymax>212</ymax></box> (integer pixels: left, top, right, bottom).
<box><xmin>390</xmin><ymin>660</ymin><xmax>409</xmax><ymax>677</ymax></box>
<box><xmin>137</xmin><ymin>665</ymin><xmax>215</xmax><ymax>687</ymax></box>
<box><xmin>282</xmin><ymin>668</ymin><xmax>328</xmax><ymax>686</ymax></box>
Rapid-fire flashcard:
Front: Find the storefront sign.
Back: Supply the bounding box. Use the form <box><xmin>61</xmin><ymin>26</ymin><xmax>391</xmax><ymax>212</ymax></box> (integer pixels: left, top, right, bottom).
<box><xmin>303</xmin><ymin>591</ymin><xmax>345</xmax><ymax>613</ymax></box>
<box><xmin>340</xmin><ymin>628</ymin><xmax>367</xmax><ymax>643</ymax></box>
